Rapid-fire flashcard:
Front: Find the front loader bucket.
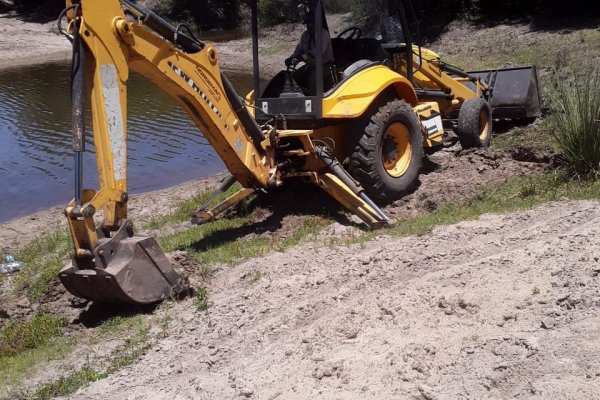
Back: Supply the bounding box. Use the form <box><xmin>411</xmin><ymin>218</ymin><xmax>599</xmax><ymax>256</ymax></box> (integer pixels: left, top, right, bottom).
<box><xmin>59</xmin><ymin>221</ymin><xmax>185</xmax><ymax>305</ymax></box>
<box><xmin>468</xmin><ymin>66</ymin><xmax>542</xmax><ymax>119</ymax></box>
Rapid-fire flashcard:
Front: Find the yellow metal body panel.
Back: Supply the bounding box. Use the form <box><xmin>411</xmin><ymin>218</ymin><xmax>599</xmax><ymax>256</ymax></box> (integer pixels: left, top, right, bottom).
<box><xmin>65</xmin><ymin>189</ymin><xmax>98</xmax><ymax>257</ymax></box>
<box><xmin>323</xmin><ymin>65</ymin><xmax>417</xmax><ymax>118</ymax></box>
<box><xmin>74</xmin><ymin>1</ymin><xmax>271</xmax><ymax>200</ymax></box>
<box><xmin>394</xmin><ymin>45</ymin><xmax>488</xmax><ymax>115</ymax></box>
<box><xmin>415</xmin><ymin>101</ymin><xmax>444</xmax><ymax>147</ymax></box>
<box><xmin>121</xmin><ymin>23</ymin><xmax>270</xmax><ymax>188</ymax></box>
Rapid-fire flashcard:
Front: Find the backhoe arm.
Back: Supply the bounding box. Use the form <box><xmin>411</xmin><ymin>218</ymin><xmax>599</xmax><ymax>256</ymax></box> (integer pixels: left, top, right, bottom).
<box><xmin>60</xmin><ymin>0</ymin><xmax>273</xmax><ymax>304</ymax></box>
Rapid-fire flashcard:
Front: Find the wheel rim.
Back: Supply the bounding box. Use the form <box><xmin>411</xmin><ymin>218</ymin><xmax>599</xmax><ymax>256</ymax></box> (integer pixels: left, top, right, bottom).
<box><xmin>479</xmin><ymin>109</ymin><xmax>490</xmax><ymax>140</ymax></box>
<box><xmin>382</xmin><ymin>122</ymin><xmax>412</xmax><ymax>178</ymax></box>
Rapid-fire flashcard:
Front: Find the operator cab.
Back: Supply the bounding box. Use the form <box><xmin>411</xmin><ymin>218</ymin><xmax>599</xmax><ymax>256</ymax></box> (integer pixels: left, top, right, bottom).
<box><xmin>251</xmin><ymin>0</ymin><xmax>417</xmax><ymax>127</ymax></box>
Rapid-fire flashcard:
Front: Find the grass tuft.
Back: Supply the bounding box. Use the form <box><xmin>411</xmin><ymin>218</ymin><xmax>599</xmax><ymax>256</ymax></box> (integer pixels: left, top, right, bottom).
<box><xmin>550</xmin><ymin>69</ymin><xmax>600</xmax><ymax>176</ymax></box>
<box><xmin>194</xmin><ymin>285</ymin><xmax>210</xmax><ymax>311</ymax></box>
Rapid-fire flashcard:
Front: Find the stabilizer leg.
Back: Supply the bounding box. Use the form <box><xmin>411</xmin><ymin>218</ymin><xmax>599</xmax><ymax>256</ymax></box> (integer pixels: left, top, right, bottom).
<box><xmin>316</xmin><ymin>173</ymin><xmax>388</xmax><ymax>229</ymax></box>
<box><xmin>191</xmin><ymin>187</ymin><xmax>256</xmax><ymax>225</ymax></box>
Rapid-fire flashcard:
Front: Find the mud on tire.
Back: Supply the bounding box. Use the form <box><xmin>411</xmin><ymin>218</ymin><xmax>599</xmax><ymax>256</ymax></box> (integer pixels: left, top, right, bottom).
<box><xmin>456</xmin><ymin>98</ymin><xmax>492</xmax><ymax>149</ymax></box>
<box><xmin>349</xmin><ymin>99</ymin><xmax>424</xmax><ymax>201</ymax></box>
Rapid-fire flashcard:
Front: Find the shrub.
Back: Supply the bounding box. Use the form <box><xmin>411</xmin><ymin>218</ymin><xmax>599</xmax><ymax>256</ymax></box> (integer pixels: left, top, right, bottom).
<box><xmin>143</xmin><ymin>0</ymin><xmax>239</xmax><ymax>29</ymax></box>
<box><xmin>550</xmin><ymin>69</ymin><xmax>600</xmax><ymax>176</ymax></box>
<box><xmin>257</xmin><ymin>0</ymin><xmax>299</xmax><ymax>26</ymax></box>
<box><xmin>256</xmin><ymin>0</ymin><xmax>362</xmax><ymax>27</ymax></box>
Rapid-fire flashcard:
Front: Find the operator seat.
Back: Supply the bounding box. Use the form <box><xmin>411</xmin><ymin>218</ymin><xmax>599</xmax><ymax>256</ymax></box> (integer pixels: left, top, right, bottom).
<box><xmin>332</xmin><ymin>37</ymin><xmax>388</xmax><ymax>71</ymax></box>
<box><xmin>342</xmin><ymin>60</ymin><xmax>377</xmax><ymax>79</ymax></box>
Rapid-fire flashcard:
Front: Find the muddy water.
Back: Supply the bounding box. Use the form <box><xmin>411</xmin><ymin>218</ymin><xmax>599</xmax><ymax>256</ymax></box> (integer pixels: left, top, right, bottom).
<box><xmin>0</xmin><ymin>62</ymin><xmax>255</xmax><ymax>223</ymax></box>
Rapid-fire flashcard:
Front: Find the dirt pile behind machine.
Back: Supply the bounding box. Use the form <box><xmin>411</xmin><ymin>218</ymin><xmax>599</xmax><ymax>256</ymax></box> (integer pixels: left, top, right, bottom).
<box><xmin>56</xmin><ymin>0</ymin><xmax>541</xmax><ymax>305</ymax></box>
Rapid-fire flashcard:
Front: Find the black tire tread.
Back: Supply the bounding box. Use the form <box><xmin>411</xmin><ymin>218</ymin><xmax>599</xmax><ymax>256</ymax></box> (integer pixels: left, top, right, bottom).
<box><xmin>349</xmin><ymin>99</ymin><xmax>424</xmax><ymax>201</ymax></box>
<box><xmin>456</xmin><ymin>98</ymin><xmax>492</xmax><ymax>149</ymax></box>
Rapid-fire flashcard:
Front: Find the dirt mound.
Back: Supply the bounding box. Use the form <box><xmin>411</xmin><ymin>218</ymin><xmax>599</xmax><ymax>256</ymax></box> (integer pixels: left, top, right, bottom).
<box><xmin>383</xmin><ymin>144</ymin><xmax>551</xmax><ymax>220</ymax></box>
<box><xmin>68</xmin><ymin>200</ymin><xmax>600</xmax><ymax>399</ymax></box>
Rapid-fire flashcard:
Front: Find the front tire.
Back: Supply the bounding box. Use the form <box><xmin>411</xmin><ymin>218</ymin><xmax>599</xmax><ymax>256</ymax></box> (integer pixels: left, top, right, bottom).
<box><xmin>456</xmin><ymin>98</ymin><xmax>492</xmax><ymax>148</ymax></box>
<box><xmin>349</xmin><ymin>99</ymin><xmax>424</xmax><ymax>201</ymax></box>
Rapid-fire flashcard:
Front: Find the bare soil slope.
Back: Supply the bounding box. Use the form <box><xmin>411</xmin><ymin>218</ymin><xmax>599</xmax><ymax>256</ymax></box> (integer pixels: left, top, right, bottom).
<box><xmin>69</xmin><ymin>200</ymin><xmax>600</xmax><ymax>400</ymax></box>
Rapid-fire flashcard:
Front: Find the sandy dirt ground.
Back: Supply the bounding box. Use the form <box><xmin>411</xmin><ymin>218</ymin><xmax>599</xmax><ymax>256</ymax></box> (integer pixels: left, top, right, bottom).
<box><xmin>65</xmin><ymin>199</ymin><xmax>600</xmax><ymax>400</ymax></box>
<box><xmin>0</xmin><ymin>14</ymin><xmax>71</xmax><ymax>70</ymax></box>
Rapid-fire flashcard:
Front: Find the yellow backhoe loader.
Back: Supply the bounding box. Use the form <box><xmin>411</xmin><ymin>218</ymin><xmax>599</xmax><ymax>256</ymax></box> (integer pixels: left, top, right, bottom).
<box><xmin>57</xmin><ymin>0</ymin><xmax>541</xmax><ymax>305</ymax></box>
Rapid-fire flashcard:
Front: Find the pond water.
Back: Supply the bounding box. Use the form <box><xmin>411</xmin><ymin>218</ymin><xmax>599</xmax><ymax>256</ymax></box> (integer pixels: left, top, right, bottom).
<box><xmin>0</xmin><ymin>62</ymin><xmax>255</xmax><ymax>223</ymax></box>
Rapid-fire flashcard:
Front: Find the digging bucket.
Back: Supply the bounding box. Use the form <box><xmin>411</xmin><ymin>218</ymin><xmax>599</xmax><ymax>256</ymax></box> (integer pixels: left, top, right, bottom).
<box><xmin>467</xmin><ymin>66</ymin><xmax>542</xmax><ymax>119</ymax></box>
<box><xmin>59</xmin><ymin>220</ymin><xmax>185</xmax><ymax>305</ymax></box>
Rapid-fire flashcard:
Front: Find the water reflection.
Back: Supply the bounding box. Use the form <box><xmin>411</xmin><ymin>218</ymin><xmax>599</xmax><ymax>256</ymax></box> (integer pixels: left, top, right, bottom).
<box><xmin>0</xmin><ymin>62</ymin><xmax>255</xmax><ymax>222</ymax></box>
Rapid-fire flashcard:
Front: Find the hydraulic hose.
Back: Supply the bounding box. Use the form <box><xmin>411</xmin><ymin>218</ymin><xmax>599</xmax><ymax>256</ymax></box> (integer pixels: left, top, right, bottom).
<box><xmin>70</xmin><ymin>6</ymin><xmax>85</xmax><ymax>206</ymax></box>
<box><xmin>221</xmin><ymin>72</ymin><xmax>266</xmax><ymax>154</ymax></box>
<box><xmin>120</xmin><ymin>0</ymin><xmax>204</xmax><ymax>53</ymax></box>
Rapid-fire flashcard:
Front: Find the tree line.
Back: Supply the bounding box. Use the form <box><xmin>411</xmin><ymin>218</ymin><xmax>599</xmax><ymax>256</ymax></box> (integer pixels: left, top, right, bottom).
<box><xmin>2</xmin><ymin>0</ymin><xmax>598</xmax><ymax>27</ymax></box>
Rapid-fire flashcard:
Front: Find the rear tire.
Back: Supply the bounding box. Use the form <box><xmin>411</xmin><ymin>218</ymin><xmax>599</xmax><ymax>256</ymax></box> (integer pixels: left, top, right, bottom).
<box><xmin>456</xmin><ymin>98</ymin><xmax>492</xmax><ymax>148</ymax></box>
<box><xmin>349</xmin><ymin>99</ymin><xmax>424</xmax><ymax>201</ymax></box>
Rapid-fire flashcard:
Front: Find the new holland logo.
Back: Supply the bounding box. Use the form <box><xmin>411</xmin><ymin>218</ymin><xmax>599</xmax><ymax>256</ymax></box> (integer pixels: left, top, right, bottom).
<box><xmin>167</xmin><ymin>61</ymin><xmax>223</xmax><ymax>120</ymax></box>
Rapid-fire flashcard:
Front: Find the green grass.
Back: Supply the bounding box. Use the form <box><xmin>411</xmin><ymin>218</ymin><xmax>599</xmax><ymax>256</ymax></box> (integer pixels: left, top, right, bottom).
<box><xmin>32</xmin><ymin>320</ymin><xmax>150</xmax><ymax>399</ymax></box>
<box><xmin>12</xmin><ymin>229</ymin><xmax>71</xmax><ymax>302</ymax></box>
<box><xmin>160</xmin><ymin>215</ymin><xmax>329</xmax><ymax>266</ymax></box>
<box><xmin>491</xmin><ymin>117</ymin><xmax>555</xmax><ymax>151</ymax></box>
<box><xmin>0</xmin><ymin>337</ymin><xmax>75</xmax><ymax>395</ymax></box>
<box><xmin>97</xmin><ymin>314</ymin><xmax>145</xmax><ymax>338</ymax></box>
<box><xmin>144</xmin><ymin>181</ymin><xmax>243</xmax><ymax>230</ymax></box>
<box><xmin>0</xmin><ymin>309</ymin><xmax>149</xmax><ymax>398</ymax></box>
<box><xmin>0</xmin><ymin>314</ymin><xmax>64</xmax><ymax>357</ymax></box>
<box><xmin>332</xmin><ymin>171</ymin><xmax>600</xmax><ymax>247</ymax></box>
<box><xmin>0</xmin><ymin>314</ymin><xmax>73</xmax><ymax>394</ymax></box>
<box><xmin>33</xmin><ymin>366</ymin><xmax>105</xmax><ymax>400</ymax></box>
<box><xmin>440</xmin><ymin>27</ymin><xmax>600</xmax><ymax>75</ymax></box>
<box><xmin>387</xmin><ymin>171</ymin><xmax>600</xmax><ymax>239</ymax></box>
